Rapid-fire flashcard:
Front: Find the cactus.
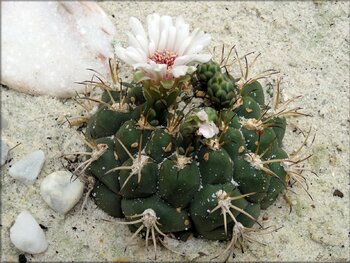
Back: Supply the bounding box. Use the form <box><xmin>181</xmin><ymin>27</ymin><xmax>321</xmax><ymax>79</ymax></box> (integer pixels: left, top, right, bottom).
<box><xmin>74</xmin><ymin>55</ymin><xmax>311</xmax><ymax>257</ymax></box>
<box><xmin>71</xmin><ymin>17</ymin><xmax>311</xmax><ymax>259</ymax></box>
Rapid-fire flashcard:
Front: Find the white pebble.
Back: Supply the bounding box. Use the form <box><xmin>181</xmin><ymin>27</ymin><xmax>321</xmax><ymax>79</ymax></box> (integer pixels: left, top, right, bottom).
<box><xmin>40</xmin><ymin>171</ymin><xmax>84</xmax><ymax>214</ymax></box>
<box><xmin>10</xmin><ymin>210</ymin><xmax>48</xmax><ymax>254</ymax></box>
<box><xmin>9</xmin><ymin>150</ymin><xmax>45</xmax><ymax>185</ymax></box>
<box><xmin>1</xmin><ymin>140</ymin><xmax>9</xmax><ymax>166</ymax></box>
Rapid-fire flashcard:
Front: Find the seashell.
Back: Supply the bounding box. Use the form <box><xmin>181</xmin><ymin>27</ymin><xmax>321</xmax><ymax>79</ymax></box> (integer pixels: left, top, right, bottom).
<box><xmin>1</xmin><ymin>1</ymin><xmax>116</xmax><ymax>98</ymax></box>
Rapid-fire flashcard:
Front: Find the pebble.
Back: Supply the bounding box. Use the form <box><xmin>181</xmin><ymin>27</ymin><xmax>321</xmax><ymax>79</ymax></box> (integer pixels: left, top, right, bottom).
<box><xmin>40</xmin><ymin>171</ymin><xmax>84</xmax><ymax>214</ymax></box>
<box><xmin>1</xmin><ymin>139</ymin><xmax>9</xmax><ymax>166</ymax></box>
<box><xmin>9</xmin><ymin>150</ymin><xmax>45</xmax><ymax>185</ymax></box>
<box><xmin>10</xmin><ymin>210</ymin><xmax>48</xmax><ymax>254</ymax></box>
<box><xmin>1</xmin><ymin>1</ymin><xmax>116</xmax><ymax>98</ymax></box>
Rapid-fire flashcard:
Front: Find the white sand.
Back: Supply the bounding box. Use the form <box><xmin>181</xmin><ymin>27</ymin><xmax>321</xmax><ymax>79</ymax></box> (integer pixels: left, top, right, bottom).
<box><xmin>1</xmin><ymin>1</ymin><xmax>349</xmax><ymax>262</ymax></box>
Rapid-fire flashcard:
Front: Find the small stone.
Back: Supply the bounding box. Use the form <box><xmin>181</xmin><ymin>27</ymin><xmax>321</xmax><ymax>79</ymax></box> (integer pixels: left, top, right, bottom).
<box><xmin>18</xmin><ymin>254</ymin><xmax>27</xmax><ymax>263</ymax></box>
<box><xmin>9</xmin><ymin>150</ymin><xmax>45</xmax><ymax>185</ymax></box>
<box><xmin>333</xmin><ymin>189</ymin><xmax>344</xmax><ymax>198</ymax></box>
<box><xmin>40</xmin><ymin>171</ymin><xmax>84</xmax><ymax>214</ymax></box>
<box><xmin>10</xmin><ymin>211</ymin><xmax>48</xmax><ymax>254</ymax></box>
<box><xmin>262</xmin><ymin>214</ymin><xmax>269</xmax><ymax>221</ymax></box>
<box><xmin>39</xmin><ymin>224</ymin><xmax>48</xmax><ymax>231</ymax></box>
<box><xmin>1</xmin><ymin>139</ymin><xmax>9</xmax><ymax>166</ymax></box>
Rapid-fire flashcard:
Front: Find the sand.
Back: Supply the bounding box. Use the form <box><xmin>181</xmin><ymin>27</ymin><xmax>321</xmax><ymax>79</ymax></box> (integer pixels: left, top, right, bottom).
<box><xmin>1</xmin><ymin>1</ymin><xmax>349</xmax><ymax>262</ymax></box>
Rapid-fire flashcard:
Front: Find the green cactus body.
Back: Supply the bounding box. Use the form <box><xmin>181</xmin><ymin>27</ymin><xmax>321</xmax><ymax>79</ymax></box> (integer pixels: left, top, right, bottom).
<box><xmin>236</xmin><ymin>202</ymin><xmax>261</xmax><ymax>227</ymax></box>
<box><xmin>86</xmin><ymin>106</ymin><xmax>131</xmax><ymax>139</ymax></box>
<box><xmin>220</xmin><ymin>110</ymin><xmax>241</xmax><ymax>129</ymax></box>
<box><xmin>190</xmin><ymin>183</ymin><xmax>248</xmax><ymax>239</ymax></box>
<box><xmin>86</xmin><ymin>137</ymin><xmax>120</xmax><ymax>193</ymax></box>
<box><xmin>190</xmin><ymin>184</ymin><xmax>234</xmax><ymax>231</ymax></box>
<box><xmin>159</xmin><ymin>158</ymin><xmax>200</xmax><ymax>209</ymax></box>
<box><xmin>194</xmin><ymin>60</ymin><xmax>221</xmax><ymax>91</ymax></box>
<box><xmin>101</xmin><ymin>90</ymin><xmax>121</xmax><ymax>104</ymax></box>
<box><xmin>197</xmin><ymin>61</ymin><xmax>221</xmax><ymax>83</ymax></box>
<box><xmin>175</xmin><ymin>134</ymin><xmax>201</xmax><ymax>156</ymax></box>
<box><xmin>233</xmin><ymin>154</ymin><xmax>272</xmax><ymax>203</ymax></box>
<box><xmin>260</xmin><ymin>147</ymin><xmax>288</xmax><ymax>209</ymax></box>
<box><xmin>198</xmin><ymin>147</ymin><xmax>233</xmax><ymax>185</ymax></box>
<box><xmin>121</xmin><ymin>195</ymin><xmax>191</xmax><ymax>233</ymax></box>
<box><xmin>114</xmin><ymin>120</ymin><xmax>150</xmax><ymax>163</ymax></box>
<box><xmin>220</xmin><ymin>127</ymin><xmax>246</xmax><ymax>157</ymax></box>
<box><xmin>235</xmin><ymin>96</ymin><xmax>261</xmax><ymax>119</ymax></box>
<box><xmin>118</xmin><ymin>157</ymin><xmax>158</xmax><ymax>198</ymax></box>
<box><xmin>198</xmin><ymin>225</ymin><xmax>234</xmax><ymax>240</ymax></box>
<box><xmin>80</xmin><ymin>58</ymin><xmax>297</xmax><ymax>245</ymax></box>
<box><xmin>241</xmin><ymin>81</ymin><xmax>265</xmax><ymax>106</ymax></box>
<box><xmin>124</xmin><ymin>82</ymin><xmax>146</xmax><ymax>105</ymax></box>
<box><xmin>241</xmin><ymin>126</ymin><xmax>277</xmax><ymax>154</ymax></box>
<box><xmin>92</xmin><ymin>179</ymin><xmax>123</xmax><ymax>217</ymax></box>
<box><xmin>268</xmin><ymin>116</ymin><xmax>287</xmax><ymax>147</ymax></box>
<box><xmin>207</xmin><ymin>73</ymin><xmax>237</xmax><ymax>108</ymax></box>
<box><xmin>144</xmin><ymin>129</ymin><xmax>174</xmax><ymax>162</ymax></box>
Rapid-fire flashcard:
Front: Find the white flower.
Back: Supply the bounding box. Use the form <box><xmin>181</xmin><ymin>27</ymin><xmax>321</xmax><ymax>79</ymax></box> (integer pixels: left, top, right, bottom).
<box><xmin>115</xmin><ymin>13</ymin><xmax>211</xmax><ymax>81</ymax></box>
<box><xmin>198</xmin><ymin>122</ymin><xmax>219</xmax><ymax>139</ymax></box>
<box><xmin>196</xmin><ymin>109</ymin><xmax>209</xmax><ymax>122</ymax></box>
<box><xmin>196</xmin><ymin>109</ymin><xmax>219</xmax><ymax>139</ymax></box>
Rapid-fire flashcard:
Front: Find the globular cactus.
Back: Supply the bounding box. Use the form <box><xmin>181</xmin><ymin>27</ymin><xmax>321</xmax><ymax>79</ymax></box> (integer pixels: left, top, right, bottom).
<box><xmin>72</xmin><ymin>44</ymin><xmax>311</xmax><ymax>259</ymax></box>
<box><xmin>207</xmin><ymin>72</ymin><xmax>237</xmax><ymax>108</ymax></box>
<box><xmin>192</xmin><ymin>60</ymin><xmax>221</xmax><ymax>92</ymax></box>
<box><xmin>75</xmin><ymin>55</ymin><xmax>310</xmax><ymax>257</ymax></box>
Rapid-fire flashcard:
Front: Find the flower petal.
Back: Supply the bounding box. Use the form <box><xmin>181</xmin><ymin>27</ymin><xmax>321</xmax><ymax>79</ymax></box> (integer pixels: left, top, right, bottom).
<box><xmin>160</xmin><ymin>15</ymin><xmax>173</xmax><ymax>33</ymax></box>
<box><xmin>186</xmin><ymin>66</ymin><xmax>197</xmax><ymax>74</ymax></box>
<box><xmin>127</xmin><ymin>32</ymin><xmax>142</xmax><ymax>50</ymax></box>
<box><xmin>196</xmin><ymin>109</ymin><xmax>209</xmax><ymax>122</ymax></box>
<box><xmin>124</xmin><ymin>47</ymin><xmax>147</xmax><ymax>64</ymax></box>
<box><xmin>198</xmin><ymin>122</ymin><xmax>219</xmax><ymax>139</ymax></box>
<box><xmin>148</xmin><ymin>39</ymin><xmax>156</xmax><ymax>56</ymax></box>
<box><xmin>173</xmin><ymin>54</ymin><xmax>211</xmax><ymax>66</ymax></box>
<box><xmin>115</xmin><ymin>13</ymin><xmax>211</xmax><ymax>82</ymax></box>
<box><xmin>172</xmin><ymin>65</ymin><xmax>188</xmax><ymax>78</ymax></box>
<box><xmin>166</xmin><ymin>26</ymin><xmax>177</xmax><ymax>51</ymax></box>
<box><xmin>135</xmin><ymin>35</ymin><xmax>149</xmax><ymax>55</ymax></box>
<box><xmin>173</xmin><ymin>24</ymin><xmax>189</xmax><ymax>54</ymax></box>
<box><xmin>158</xmin><ymin>27</ymin><xmax>169</xmax><ymax>51</ymax></box>
<box><xmin>178</xmin><ymin>28</ymin><xmax>201</xmax><ymax>56</ymax></box>
<box><xmin>147</xmin><ymin>13</ymin><xmax>161</xmax><ymax>50</ymax></box>
<box><xmin>186</xmin><ymin>33</ymin><xmax>211</xmax><ymax>55</ymax></box>
<box><xmin>115</xmin><ymin>46</ymin><xmax>127</xmax><ymax>62</ymax></box>
<box><xmin>129</xmin><ymin>17</ymin><xmax>147</xmax><ymax>40</ymax></box>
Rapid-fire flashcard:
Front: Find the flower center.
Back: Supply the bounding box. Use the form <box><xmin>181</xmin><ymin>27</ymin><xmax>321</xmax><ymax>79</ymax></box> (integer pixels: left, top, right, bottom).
<box><xmin>149</xmin><ymin>49</ymin><xmax>177</xmax><ymax>68</ymax></box>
